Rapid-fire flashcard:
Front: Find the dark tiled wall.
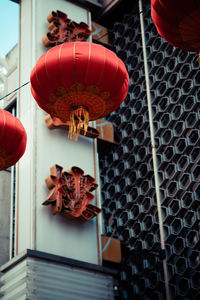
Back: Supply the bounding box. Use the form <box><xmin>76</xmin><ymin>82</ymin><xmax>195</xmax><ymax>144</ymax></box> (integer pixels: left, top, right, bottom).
<box><xmin>99</xmin><ymin>1</ymin><xmax>200</xmax><ymax>299</ymax></box>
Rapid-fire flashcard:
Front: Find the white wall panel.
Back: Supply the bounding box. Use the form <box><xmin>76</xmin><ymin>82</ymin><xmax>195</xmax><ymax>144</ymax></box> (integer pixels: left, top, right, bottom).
<box><xmin>17</xmin><ymin>109</ymin><xmax>34</xmax><ymax>253</ymax></box>
<box><xmin>17</xmin><ymin>0</ymin><xmax>100</xmax><ymax>264</ymax></box>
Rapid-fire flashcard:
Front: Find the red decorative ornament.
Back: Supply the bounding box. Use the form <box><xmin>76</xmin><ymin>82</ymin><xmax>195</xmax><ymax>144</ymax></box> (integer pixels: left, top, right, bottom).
<box><xmin>30</xmin><ymin>41</ymin><xmax>129</xmax><ymax>140</ymax></box>
<box><xmin>0</xmin><ymin>109</ymin><xmax>27</xmax><ymax>170</ymax></box>
<box><xmin>44</xmin><ymin>164</ymin><xmax>101</xmax><ymax>221</ymax></box>
<box><xmin>42</xmin><ymin>10</ymin><xmax>91</xmax><ymax>47</ymax></box>
<box><xmin>151</xmin><ymin>0</ymin><xmax>200</xmax><ymax>60</ymax></box>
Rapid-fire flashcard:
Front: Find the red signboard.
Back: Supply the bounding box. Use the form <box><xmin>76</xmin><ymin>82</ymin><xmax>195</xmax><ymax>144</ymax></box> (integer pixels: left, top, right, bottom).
<box><xmin>44</xmin><ymin>164</ymin><xmax>102</xmax><ymax>222</ymax></box>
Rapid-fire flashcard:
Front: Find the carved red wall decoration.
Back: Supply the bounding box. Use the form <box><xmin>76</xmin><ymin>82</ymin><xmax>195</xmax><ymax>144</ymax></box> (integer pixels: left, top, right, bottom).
<box><xmin>44</xmin><ymin>114</ymin><xmax>115</xmax><ymax>143</ymax></box>
<box><xmin>42</xmin><ymin>10</ymin><xmax>91</xmax><ymax>48</ymax></box>
<box><xmin>44</xmin><ymin>164</ymin><xmax>101</xmax><ymax>222</ymax></box>
<box><xmin>30</xmin><ymin>41</ymin><xmax>129</xmax><ymax>140</ymax></box>
<box><xmin>44</xmin><ymin>115</ymin><xmax>116</xmax><ymax>154</ymax></box>
<box><xmin>151</xmin><ymin>0</ymin><xmax>200</xmax><ymax>61</ymax></box>
<box><xmin>44</xmin><ymin>114</ymin><xmax>99</xmax><ymax>139</ymax></box>
<box><xmin>91</xmin><ymin>22</ymin><xmax>109</xmax><ymax>45</ymax></box>
<box><xmin>0</xmin><ymin>109</ymin><xmax>27</xmax><ymax>170</ymax></box>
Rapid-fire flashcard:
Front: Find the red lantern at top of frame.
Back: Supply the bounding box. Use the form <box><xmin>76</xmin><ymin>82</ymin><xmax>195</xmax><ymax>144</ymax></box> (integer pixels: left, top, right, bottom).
<box><xmin>30</xmin><ymin>41</ymin><xmax>129</xmax><ymax>140</ymax></box>
<box><xmin>0</xmin><ymin>109</ymin><xmax>27</xmax><ymax>170</ymax></box>
<box><xmin>151</xmin><ymin>0</ymin><xmax>200</xmax><ymax>61</ymax></box>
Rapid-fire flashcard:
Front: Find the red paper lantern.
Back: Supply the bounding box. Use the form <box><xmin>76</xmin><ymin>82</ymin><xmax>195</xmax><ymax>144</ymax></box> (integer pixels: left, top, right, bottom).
<box><xmin>30</xmin><ymin>41</ymin><xmax>129</xmax><ymax>140</ymax></box>
<box><xmin>151</xmin><ymin>0</ymin><xmax>200</xmax><ymax>57</ymax></box>
<box><xmin>0</xmin><ymin>109</ymin><xmax>27</xmax><ymax>170</ymax></box>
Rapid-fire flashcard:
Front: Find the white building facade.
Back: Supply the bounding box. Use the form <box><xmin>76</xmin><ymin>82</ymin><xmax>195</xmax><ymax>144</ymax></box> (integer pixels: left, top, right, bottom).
<box><xmin>0</xmin><ymin>1</ymin><xmax>118</xmax><ymax>299</ymax></box>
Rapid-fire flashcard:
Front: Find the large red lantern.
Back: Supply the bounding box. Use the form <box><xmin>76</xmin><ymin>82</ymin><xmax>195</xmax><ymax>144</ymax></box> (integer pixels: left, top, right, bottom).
<box><xmin>0</xmin><ymin>109</ymin><xmax>27</xmax><ymax>170</ymax></box>
<box><xmin>30</xmin><ymin>41</ymin><xmax>129</xmax><ymax>140</ymax></box>
<box><xmin>151</xmin><ymin>0</ymin><xmax>200</xmax><ymax>59</ymax></box>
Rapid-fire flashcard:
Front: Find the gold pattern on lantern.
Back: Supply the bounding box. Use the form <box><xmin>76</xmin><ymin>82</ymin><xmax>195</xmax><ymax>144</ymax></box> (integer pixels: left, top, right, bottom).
<box><xmin>86</xmin><ymin>85</ymin><xmax>100</xmax><ymax>95</ymax></box>
<box><xmin>100</xmin><ymin>91</ymin><xmax>110</xmax><ymax>100</ymax></box>
<box><xmin>47</xmin><ymin>84</ymin><xmax>112</xmax><ymax>140</ymax></box>
<box><xmin>70</xmin><ymin>82</ymin><xmax>84</xmax><ymax>92</ymax></box>
<box><xmin>55</xmin><ymin>86</ymin><xmax>69</xmax><ymax>96</ymax></box>
<box><xmin>0</xmin><ymin>149</ymin><xmax>12</xmax><ymax>170</ymax></box>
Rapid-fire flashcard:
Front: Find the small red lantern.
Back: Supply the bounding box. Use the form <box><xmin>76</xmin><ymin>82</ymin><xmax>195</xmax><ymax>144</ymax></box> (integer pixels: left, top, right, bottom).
<box><xmin>151</xmin><ymin>0</ymin><xmax>200</xmax><ymax>60</ymax></box>
<box><xmin>0</xmin><ymin>109</ymin><xmax>27</xmax><ymax>170</ymax></box>
<box><xmin>30</xmin><ymin>41</ymin><xmax>129</xmax><ymax>140</ymax></box>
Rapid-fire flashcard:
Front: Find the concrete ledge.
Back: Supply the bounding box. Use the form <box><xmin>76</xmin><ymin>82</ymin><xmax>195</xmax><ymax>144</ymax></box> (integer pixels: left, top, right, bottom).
<box><xmin>1</xmin><ymin>249</ymin><xmax>117</xmax><ymax>275</ymax></box>
<box><xmin>0</xmin><ymin>249</ymin><xmax>116</xmax><ymax>300</ymax></box>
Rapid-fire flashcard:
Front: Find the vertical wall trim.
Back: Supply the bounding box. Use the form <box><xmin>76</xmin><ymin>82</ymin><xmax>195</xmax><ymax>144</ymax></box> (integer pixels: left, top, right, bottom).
<box><xmin>89</xmin><ymin>10</ymin><xmax>103</xmax><ymax>265</ymax></box>
<box><xmin>31</xmin><ymin>0</ymin><xmax>37</xmax><ymax>251</ymax></box>
<box><xmin>10</xmin><ymin>107</ymin><xmax>17</xmax><ymax>259</ymax></box>
<box><xmin>138</xmin><ymin>0</ymin><xmax>170</xmax><ymax>299</ymax></box>
<box><xmin>87</xmin><ymin>9</ymin><xmax>91</xmax><ymax>42</ymax></box>
<box><xmin>15</xmin><ymin>0</ymin><xmax>22</xmax><ymax>256</ymax></box>
<box><xmin>93</xmin><ymin>123</ymin><xmax>103</xmax><ymax>266</ymax></box>
<box><xmin>9</xmin><ymin>168</ymin><xmax>14</xmax><ymax>259</ymax></box>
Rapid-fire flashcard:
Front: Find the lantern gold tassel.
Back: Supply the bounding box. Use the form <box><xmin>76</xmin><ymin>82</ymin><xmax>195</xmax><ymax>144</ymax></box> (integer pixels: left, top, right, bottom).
<box><xmin>69</xmin><ymin>106</ymin><xmax>89</xmax><ymax>141</ymax></box>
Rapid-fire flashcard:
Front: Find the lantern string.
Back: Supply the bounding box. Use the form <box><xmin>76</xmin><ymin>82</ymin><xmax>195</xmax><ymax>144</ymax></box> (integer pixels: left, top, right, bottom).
<box><xmin>0</xmin><ymin>81</ymin><xmax>30</xmax><ymax>102</ymax></box>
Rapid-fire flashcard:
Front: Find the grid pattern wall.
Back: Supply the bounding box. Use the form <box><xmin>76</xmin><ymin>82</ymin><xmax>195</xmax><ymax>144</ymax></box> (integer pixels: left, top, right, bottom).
<box><xmin>99</xmin><ymin>1</ymin><xmax>200</xmax><ymax>299</ymax></box>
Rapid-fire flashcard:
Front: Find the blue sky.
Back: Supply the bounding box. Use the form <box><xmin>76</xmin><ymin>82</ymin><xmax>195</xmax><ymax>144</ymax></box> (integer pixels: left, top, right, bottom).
<box><xmin>0</xmin><ymin>0</ymin><xmax>19</xmax><ymax>57</ymax></box>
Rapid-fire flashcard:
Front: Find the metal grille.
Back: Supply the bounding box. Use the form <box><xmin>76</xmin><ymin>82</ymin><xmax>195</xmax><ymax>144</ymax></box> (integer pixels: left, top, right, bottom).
<box><xmin>99</xmin><ymin>1</ymin><xmax>200</xmax><ymax>299</ymax></box>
